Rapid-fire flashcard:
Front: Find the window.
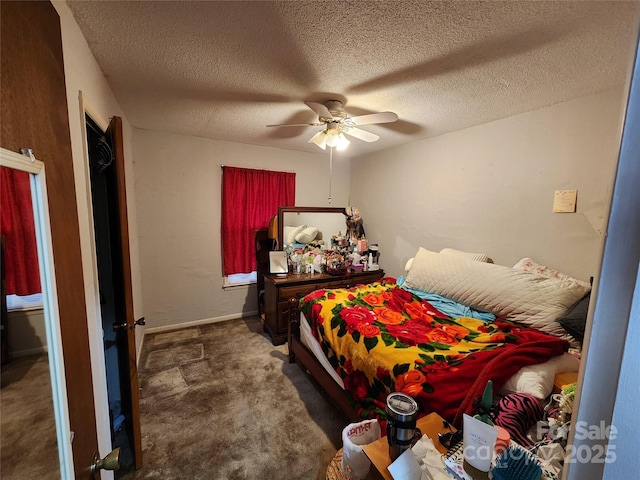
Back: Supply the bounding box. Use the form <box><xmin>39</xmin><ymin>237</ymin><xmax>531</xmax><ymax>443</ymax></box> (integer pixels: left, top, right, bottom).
<box><xmin>221</xmin><ymin>166</ymin><xmax>295</xmax><ymax>278</ymax></box>
<box><xmin>1</xmin><ymin>167</ymin><xmax>41</xmax><ymax>299</ymax></box>
<box><xmin>6</xmin><ymin>293</ymin><xmax>43</xmax><ymax>311</ymax></box>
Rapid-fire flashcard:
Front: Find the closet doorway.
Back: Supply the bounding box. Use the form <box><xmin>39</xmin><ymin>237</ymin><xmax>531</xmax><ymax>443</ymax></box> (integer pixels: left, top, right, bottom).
<box><xmin>85</xmin><ymin>115</ymin><xmax>142</xmax><ymax>476</ymax></box>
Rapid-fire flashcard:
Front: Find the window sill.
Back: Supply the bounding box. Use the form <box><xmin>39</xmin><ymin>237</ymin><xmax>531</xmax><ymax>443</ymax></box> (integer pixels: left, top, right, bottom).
<box><xmin>223</xmin><ymin>271</ymin><xmax>257</xmax><ymax>289</ymax></box>
<box><xmin>6</xmin><ymin>293</ymin><xmax>44</xmax><ymax>312</ymax></box>
<box><xmin>222</xmin><ymin>279</ymin><xmax>256</xmax><ymax>289</ymax></box>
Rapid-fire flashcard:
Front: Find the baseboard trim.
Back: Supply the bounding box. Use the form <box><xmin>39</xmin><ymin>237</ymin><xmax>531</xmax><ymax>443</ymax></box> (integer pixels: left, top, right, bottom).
<box><xmin>10</xmin><ymin>345</ymin><xmax>48</xmax><ymax>358</ymax></box>
<box><xmin>143</xmin><ymin>310</ymin><xmax>259</xmax><ymax>335</ymax></box>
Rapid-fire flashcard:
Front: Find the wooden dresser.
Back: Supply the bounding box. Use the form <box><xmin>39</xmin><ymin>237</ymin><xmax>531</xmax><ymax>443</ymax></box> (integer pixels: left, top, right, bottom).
<box><xmin>263</xmin><ymin>269</ymin><xmax>385</xmax><ymax>345</ymax></box>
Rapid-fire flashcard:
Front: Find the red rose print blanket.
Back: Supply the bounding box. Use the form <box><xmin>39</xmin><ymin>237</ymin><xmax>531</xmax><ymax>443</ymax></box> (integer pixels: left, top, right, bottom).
<box><xmin>299</xmin><ymin>278</ymin><xmax>568</xmax><ymax>425</ymax></box>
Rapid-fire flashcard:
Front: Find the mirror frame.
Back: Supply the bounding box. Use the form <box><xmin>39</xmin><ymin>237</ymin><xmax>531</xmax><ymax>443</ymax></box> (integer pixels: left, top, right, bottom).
<box><xmin>277</xmin><ymin>206</ymin><xmax>347</xmax><ymax>250</ymax></box>
<box><xmin>0</xmin><ymin>147</ymin><xmax>73</xmax><ymax>478</ymax></box>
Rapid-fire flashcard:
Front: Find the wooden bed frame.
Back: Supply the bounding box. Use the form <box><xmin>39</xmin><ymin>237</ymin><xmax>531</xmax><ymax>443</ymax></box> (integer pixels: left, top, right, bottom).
<box><xmin>287</xmin><ymin>297</ymin><xmax>361</xmax><ymax>421</ymax></box>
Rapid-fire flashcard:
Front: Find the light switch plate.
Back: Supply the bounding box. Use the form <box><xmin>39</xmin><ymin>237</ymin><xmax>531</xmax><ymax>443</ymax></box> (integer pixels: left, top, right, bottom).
<box><xmin>553</xmin><ymin>189</ymin><xmax>577</xmax><ymax>213</ymax></box>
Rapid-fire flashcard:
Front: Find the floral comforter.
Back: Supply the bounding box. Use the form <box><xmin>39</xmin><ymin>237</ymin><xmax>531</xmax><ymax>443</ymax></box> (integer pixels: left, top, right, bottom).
<box><xmin>299</xmin><ymin>278</ymin><xmax>568</xmax><ymax>423</ymax></box>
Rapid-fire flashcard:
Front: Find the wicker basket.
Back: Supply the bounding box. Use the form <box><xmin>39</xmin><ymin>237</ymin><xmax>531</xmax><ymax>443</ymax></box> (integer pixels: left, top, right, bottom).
<box><xmin>326</xmin><ymin>448</ymin><xmax>348</xmax><ymax>480</ymax></box>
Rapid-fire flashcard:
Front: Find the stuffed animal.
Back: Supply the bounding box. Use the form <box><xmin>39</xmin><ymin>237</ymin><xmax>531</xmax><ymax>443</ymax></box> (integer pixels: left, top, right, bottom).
<box><xmin>345</xmin><ymin>206</ymin><xmax>365</xmax><ymax>243</ymax></box>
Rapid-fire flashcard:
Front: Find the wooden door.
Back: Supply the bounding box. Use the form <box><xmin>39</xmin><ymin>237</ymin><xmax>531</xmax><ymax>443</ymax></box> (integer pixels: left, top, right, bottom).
<box><xmin>1</xmin><ymin>2</ymin><xmax>98</xmax><ymax>478</ymax></box>
<box><xmin>109</xmin><ymin>116</ymin><xmax>143</xmax><ymax>468</ymax></box>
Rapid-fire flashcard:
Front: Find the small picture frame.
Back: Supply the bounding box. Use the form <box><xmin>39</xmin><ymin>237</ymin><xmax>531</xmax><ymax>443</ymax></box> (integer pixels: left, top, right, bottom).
<box><xmin>269</xmin><ymin>251</ymin><xmax>288</xmax><ymax>274</ymax></box>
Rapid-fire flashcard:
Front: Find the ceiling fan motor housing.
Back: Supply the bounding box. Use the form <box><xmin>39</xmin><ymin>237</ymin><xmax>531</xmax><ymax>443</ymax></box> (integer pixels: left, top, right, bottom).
<box><xmin>324</xmin><ymin>100</ymin><xmax>347</xmax><ymax>120</ymax></box>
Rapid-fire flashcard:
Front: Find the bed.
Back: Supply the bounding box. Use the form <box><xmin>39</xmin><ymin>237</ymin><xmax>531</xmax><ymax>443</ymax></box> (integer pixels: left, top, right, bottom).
<box><xmin>287</xmin><ymin>247</ymin><xmax>589</xmax><ymax>428</ymax></box>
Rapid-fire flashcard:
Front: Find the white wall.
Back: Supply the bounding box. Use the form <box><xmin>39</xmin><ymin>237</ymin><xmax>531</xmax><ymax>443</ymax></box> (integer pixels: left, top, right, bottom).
<box><xmin>132</xmin><ymin>129</ymin><xmax>351</xmax><ymax>329</ymax></box>
<box><xmin>350</xmin><ymin>88</ymin><xmax>626</xmax><ymax>282</ymax></box>
<box><xmin>54</xmin><ymin>0</ymin><xmax>144</xmax><ymax>468</ymax></box>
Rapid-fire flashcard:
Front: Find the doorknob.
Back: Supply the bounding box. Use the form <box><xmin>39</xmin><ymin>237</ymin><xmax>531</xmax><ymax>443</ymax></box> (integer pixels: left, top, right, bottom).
<box><xmin>113</xmin><ymin>321</ymin><xmax>128</xmax><ymax>332</ymax></box>
<box><xmin>113</xmin><ymin>317</ymin><xmax>146</xmax><ymax>331</ymax></box>
<box><xmin>90</xmin><ymin>447</ymin><xmax>120</xmax><ymax>478</ymax></box>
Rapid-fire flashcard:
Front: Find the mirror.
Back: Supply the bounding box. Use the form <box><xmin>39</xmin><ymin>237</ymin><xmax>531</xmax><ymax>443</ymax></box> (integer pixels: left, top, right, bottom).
<box><xmin>277</xmin><ymin>206</ymin><xmax>348</xmax><ymax>250</ymax></box>
<box><xmin>0</xmin><ymin>148</ymin><xmax>72</xmax><ymax>478</ymax></box>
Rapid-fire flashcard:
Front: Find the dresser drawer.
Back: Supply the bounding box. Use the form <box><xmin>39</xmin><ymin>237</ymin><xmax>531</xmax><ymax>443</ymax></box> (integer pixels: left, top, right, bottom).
<box><xmin>262</xmin><ymin>269</ymin><xmax>384</xmax><ymax>345</ymax></box>
<box><xmin>278</xmin><ymin>283</ymin><xmax>319</xmax><ymax>301</ymax></box>
<box><xmin>333</xmin><ymin>272</ymin><xmax>384</xmax><ymax>289</ymax></box>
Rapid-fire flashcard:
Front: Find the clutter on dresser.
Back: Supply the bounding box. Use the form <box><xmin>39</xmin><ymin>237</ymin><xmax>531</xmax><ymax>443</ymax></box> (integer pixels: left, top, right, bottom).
<box><xmin>282</xmin><ymin>228</ymin><xmax>380</xmax><ymax>276</ymax></box>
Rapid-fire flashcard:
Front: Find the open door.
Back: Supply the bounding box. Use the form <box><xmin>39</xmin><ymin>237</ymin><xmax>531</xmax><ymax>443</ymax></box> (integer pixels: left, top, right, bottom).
<box><xmin>86</xmin><ymin>115</ymin><xmax>143</xmax><ymax>474</ymax></box>
<box><xmin>107</xmin><ymin>116</ymin><xmax>143</xmax><ymax>470</ymax></box>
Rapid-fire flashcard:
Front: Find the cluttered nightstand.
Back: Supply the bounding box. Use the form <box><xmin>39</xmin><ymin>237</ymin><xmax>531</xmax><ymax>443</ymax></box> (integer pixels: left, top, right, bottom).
<box><xmin>553</xmin><ymin>372</ymin><xmax>578</xmax><ymax>393</ymax></box>
<box><xmin>363</xmin><ymin>412</ymin><xmax>454</xmax><ymax>480</ymax></box>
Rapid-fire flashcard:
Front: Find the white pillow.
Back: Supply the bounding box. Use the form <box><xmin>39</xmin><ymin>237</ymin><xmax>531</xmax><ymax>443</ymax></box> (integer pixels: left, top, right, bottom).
<box><xmin>283</xmin><ymin>226</ymin><xmax>295</xmax><ymax>244</ymax></box>
<box><xmin>285</xmin><ymin>225</ymin><xmax>306</xmax><ymax>244</ymax></box>
<box><xmin>405</xmin><ymin>247</ymin><xmax>439</xmax><ymax>272</ymax></box>
<box><xmin>500</xmin><ymin>353</ymin><xmax>580</xmax><ymax>400</ymax></box>
<box><xmin>295</xmin><ymin>226</ymin><xmax>318</xmax><ymax>244</ymax></box>
<box><xmin>405</xmin><ymin>258</ymin><xmax>414</xmax><ymax>272</ymax></box>
<box><xmin>406</xmin><ymin>248</ymin><xmax>492</xmax><ymax>272</ymax></box>
<box><xmin>404</xmin><ymin>248</ymin><xmax>590</xmax><ymax>344</ymax></box>
<box><xmin>440</xmin><ymin>248</ymin><xmax>493</xmax><ymax>263</ymax></box>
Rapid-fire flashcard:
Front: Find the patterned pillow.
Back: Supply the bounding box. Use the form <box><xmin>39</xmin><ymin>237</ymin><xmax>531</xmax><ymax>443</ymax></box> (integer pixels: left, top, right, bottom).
<box><xmin>494</xmin><ymin>393</ymin><xmax>543</xmax><ymax>447</ymax></box>
<box><xmin>513</xmin><ymin>257</ymin><xmax>591</xmax><ymax>290</ymax></box>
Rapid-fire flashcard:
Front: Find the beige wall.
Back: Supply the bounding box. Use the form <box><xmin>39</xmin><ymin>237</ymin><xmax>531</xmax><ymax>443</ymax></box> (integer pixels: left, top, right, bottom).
<box><xmin>132</xmin><ymin>129</ymin><xmax>351</xmax><ymax>329</ymax></box>
<box><xmin>350</xmin><ymin>88</ymin><xmax>626</xmax><ymax>283</ymax></box>
<box><xmin>6</xmin><ymin>309</ymin><xmax>47</xmax><ymax>357</ymax></box>
<box><xmin>132</xmin><ymin>89</ymin><xmax>626</xmax><ymax>329</ymax></box>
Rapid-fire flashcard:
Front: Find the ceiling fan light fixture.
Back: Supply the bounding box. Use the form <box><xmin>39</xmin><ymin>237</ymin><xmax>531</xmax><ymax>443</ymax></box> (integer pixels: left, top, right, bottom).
<box><xmin>325</xmin><ymin>132</ymin><xmax>339</xmax><ymax>148</ymax></box>
<box><xmin>336</xmin><ymin>133</ymin><xmax>350</xmax><ymax>151</ymax></box>
<box><xmin>309</xmin><ymin>130</ymin><xmax>327</xmax><ymax>150</ymax></box>
<box><xmin>325</xmin><ymin>123</ymin><xmax>344</xmax><ymax>148</ymax></box>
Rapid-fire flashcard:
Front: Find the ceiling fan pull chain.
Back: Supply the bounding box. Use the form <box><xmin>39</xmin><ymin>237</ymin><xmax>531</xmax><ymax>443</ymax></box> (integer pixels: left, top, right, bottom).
<box><xmin>328</xmin><ymin>147</ymin><xmax>333</xmax><ymax>204</ymax></box>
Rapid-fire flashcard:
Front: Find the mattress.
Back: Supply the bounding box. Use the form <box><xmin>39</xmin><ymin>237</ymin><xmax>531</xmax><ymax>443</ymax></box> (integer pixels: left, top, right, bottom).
<box><xmin>299</xmin><ymin>311</ymin><xmax>345</xmax><ymax>388</ymax></box>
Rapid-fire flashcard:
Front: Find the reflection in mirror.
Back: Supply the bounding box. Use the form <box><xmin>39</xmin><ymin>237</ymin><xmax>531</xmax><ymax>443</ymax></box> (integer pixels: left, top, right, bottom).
<box><xmin>0</xmin><ymin>149</ymin><xmax>71</xmax><ymax>478</ymax></box>
<box><xmin>278</xmin><ymin>206</ymin><xmax>347</xmax><ymax>249</ymax></box>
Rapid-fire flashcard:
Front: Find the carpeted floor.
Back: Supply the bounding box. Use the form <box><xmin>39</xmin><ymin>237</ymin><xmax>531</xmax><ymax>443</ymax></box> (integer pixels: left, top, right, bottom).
<box><xmin>123</xmin><ymin>316</ymin><xmax>349</xmax><ymax>480</ymax></box>
<box><xmin>0</xmin><ymin>354</ymin><xmax>60</xmax><ymax>479</ymax></box>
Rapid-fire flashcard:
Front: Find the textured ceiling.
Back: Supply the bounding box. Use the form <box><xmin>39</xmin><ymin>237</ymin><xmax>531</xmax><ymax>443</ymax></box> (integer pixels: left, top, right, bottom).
<box><xmin>66</xmin><ymin>1</ymin><xmax>640</xmax><ymax>158</ymax></box>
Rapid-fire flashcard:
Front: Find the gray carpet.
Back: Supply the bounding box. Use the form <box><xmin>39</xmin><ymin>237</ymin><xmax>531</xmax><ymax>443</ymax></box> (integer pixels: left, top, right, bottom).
<box><xmin>124</xmin><ymin>316</ymin><xmax>348</xmax><ymax>479</ymax></box>
<box><xmin>0</xmin><ymin>354</ymin><xmax>60</xmax><ymax>479</ymax></box>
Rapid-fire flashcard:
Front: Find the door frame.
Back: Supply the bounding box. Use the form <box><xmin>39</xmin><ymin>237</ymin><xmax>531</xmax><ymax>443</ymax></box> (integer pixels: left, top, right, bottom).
<box><xmin>78</xmin><ymin>92</ymin><xmax>115</xmax><ymax>465</ymax></box>
<box><xmin>78</xmin><ymin>92</ymin><xmax>143</xmax><ymax>470</ymax></box>
<box><xmin>0</xmin><ymin>147</ymin><xmax>73</xmax><ymax>478</ymax></box>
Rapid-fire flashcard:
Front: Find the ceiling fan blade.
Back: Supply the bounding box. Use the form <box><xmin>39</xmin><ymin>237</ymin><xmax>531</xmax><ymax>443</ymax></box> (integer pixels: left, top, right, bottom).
<box><xmin>266</xmin><ymin>122</ymin><xmax>323</xmax><ymax>127</ymax></box>
<box><xmin>349</xmin><ymin>111</ymin><xmax>398</xmax><ymax>126</ymax></box>
<box><xmin>304</xmin><ymin>101</ymin><xmax>334</xmax><ymax>120</ymax></box>
<box><xmin>343</xmin><ymin>127</ymin><xmax>379</xmax><ymax>142</ymax></box>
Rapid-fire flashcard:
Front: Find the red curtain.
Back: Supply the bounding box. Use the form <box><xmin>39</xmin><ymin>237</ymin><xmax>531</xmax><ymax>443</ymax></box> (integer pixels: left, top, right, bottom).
<box><xmin>0</xmin><ymin>167</ymin><xmax>41</xmax><ymax>295</ymax></box>
<box><xmin>222</xmin><ymin>166</ymin><xmax>295</xmax><ymax>275</ymax></box>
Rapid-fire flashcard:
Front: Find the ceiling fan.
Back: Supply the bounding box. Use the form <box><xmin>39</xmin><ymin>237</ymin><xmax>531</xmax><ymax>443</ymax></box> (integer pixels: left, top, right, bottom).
<box><xmin>267</xmin><ymin>100</ymin><xmax>398</xmax><ymax>150</ymax></box>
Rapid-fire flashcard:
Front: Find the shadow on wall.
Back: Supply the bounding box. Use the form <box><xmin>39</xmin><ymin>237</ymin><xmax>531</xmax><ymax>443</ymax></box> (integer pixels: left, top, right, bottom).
<box><xmin>6</xmin><ymin>308</ymin><xmax>47</xmax><ymax>360</ymax></box>
<box><xmin>241</xmin><ymin>283</ymin><xmax>260</xmax><ymax>318</ymax></box>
